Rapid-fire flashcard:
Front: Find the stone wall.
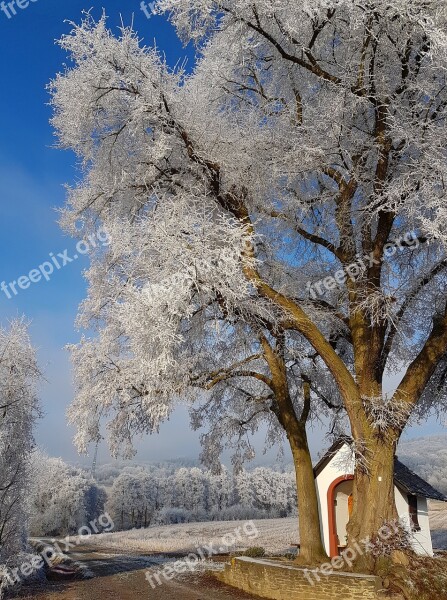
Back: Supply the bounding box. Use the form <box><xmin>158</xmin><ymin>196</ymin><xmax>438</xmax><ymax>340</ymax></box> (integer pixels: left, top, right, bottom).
<box><xmin>216</xmin><ymin>557</ymin><xmax>383</xmax><ymax>600</ymax></box>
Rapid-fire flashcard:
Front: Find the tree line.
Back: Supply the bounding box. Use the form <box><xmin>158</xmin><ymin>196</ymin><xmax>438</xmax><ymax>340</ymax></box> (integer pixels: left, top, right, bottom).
<box><xmin>106</xmin><ymin>464</ymin><xmax>296</xmax><ymax>530</ymax></box>
<box><xmin>27</xmin><ymin>457</ymin><xmax>297</xmax><ymax>535</ymax></box>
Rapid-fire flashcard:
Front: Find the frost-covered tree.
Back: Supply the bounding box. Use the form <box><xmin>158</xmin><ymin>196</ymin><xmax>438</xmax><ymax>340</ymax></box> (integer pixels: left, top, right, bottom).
<box><xmin>50</xmin><ymin>13</ymin><xmax>337</xmax><ymax>563</ymax></box>
<box><xmin>51</xmin><ymin>2</ymin><xmax>447</xmax><ymax>569</ymax></box>
<box><xmin>207</xmin><ymin>466</ymin><xmax>232</xmax><ymax>513</ymax></box>
<box><xmin>0</xmin><ymin>320</ymin><xmax>40</xmax><ymax>564</ymax></box>
<box><xmin>28</xmin><ymin>453</ymin><xmax>106</xmax><ymax>536</ymax></box>
<box><xmin>107</xmin><ymin>468</ymin><xmax>155</xmax><ymax>530</ymax></box>
<box><xmin>104</xmin><ymin>462</ymin><xmax>295</xmax><ymax>526</ymax></box>
<box><xmin>251</xmin><ymin>467</ymin><xmax>296</xmax><ymax>516</ymax></box>
<box><xmin>147</xmin><ymin>466</ymin><xmax>169</xmax><ymax>511</ymax></box>
<box><xmin>172</xmin><ymin>467</ymin><xmax>207</xmax><ymax>512</ymax></box>
<box><xmin>234</xmin><ymin>469</ymin><xmax>254</xmax><ymax>508</ymax></box>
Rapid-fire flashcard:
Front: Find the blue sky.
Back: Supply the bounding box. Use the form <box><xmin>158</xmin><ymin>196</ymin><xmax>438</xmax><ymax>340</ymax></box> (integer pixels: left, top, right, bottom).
<box><xmin>0</xmin><ymin>0</ymin><xmax>204</xmax><ymax>466</ymax></box>
<box><xmin>0</xmin><ymin>0</ymin><xmax>443</xmax><ymax>469</ymax></box>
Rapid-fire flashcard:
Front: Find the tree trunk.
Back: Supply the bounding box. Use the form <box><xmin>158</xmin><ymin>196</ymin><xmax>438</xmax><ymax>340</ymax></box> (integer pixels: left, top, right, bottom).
<box><xmin>289</xmin><ymin>424</ymin><xmax>329</xmax><ymax>565</ymax></box>
<box><xmin>347</xmin><ymin>435</ymin><xmax>399</xmax><ymax>572</ymax></box>
<box><xmin>259</xmin><ymin>335</ymin><xmax>328</xmax><ymax>564</ymax></box>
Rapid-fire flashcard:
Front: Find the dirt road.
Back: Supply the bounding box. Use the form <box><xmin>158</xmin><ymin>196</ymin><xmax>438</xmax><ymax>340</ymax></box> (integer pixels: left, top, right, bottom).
<box><xmin>18</xmin><ymin>545</ymin><xmax>259</xmax><ymax>600</ymax></box>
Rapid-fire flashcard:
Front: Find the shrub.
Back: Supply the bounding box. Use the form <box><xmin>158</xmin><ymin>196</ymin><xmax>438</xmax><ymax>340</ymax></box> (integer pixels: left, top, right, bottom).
<box><xmin>153</xmin><ymin>507</ymin><xmax>192</xmax><ymax>525</ymax></box>
<box><xmin>240</xmin><ymin>547</ymin><xmax>266</xmax><ymax>558</ymax></box>
<box><xmin>212</xmin><ymin>505</ymin><xmax>266</xmax><ymax>522</ymax></box>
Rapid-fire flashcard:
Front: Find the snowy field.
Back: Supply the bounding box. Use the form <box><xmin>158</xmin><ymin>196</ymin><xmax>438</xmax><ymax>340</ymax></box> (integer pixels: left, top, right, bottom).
<box><xmin>429</xmin><ymin>501</ymin><xmax>447</xmax><ymax>550</ymax></box>
<box><xmin>74</xmin><ymin>517</ymin><xmax>299</xmax><ymax>555</ymax></box>
<box><xmin>74</xmin><ymin>504</ymin><xmax>447</xmax><ymax>555</ymax></box>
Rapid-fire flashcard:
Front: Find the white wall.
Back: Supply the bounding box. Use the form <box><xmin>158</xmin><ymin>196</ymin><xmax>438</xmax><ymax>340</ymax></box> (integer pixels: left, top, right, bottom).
<box><xmin>315</xmin><ymin>442</ymin><xmax>434</xmax><ymax>557</ymax></box>
<box><xmin>315</xmin><ymin>443</ymin><xmax>355</xmax><ymax>555</ymax></box>
<box><xmin>395</xmin><ymin>487</ymin><xmax>433</xmax><ymax>556</ymax></box>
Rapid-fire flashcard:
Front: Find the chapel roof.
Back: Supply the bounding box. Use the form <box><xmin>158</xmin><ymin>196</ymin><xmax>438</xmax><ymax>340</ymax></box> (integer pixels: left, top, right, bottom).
<box><xmin>313</xmin><ymin>438</ymin><xmax>447</xmax><ymax>502</ymax></box>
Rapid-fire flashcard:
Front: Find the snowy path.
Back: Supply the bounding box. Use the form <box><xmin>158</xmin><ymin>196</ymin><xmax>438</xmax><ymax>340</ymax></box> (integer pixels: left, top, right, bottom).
<box><xmin>18</xmin><ymin>544</ymin><xmax>260</xmax><ymax>600</ymax></box>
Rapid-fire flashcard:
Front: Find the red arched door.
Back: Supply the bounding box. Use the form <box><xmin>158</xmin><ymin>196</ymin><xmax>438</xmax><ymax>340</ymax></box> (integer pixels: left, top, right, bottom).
<box><xmin>327</xmin><ymin>476</ymin><xmax>354</xmax><ymax>557</ymax></box>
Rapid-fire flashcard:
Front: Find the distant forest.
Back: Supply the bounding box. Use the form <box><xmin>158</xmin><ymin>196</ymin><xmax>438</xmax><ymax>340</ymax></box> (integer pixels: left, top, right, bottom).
<box><xmin>399</xmin><ymin>434</ymin><xmax>447</xmax><ymax>495</ymax></box>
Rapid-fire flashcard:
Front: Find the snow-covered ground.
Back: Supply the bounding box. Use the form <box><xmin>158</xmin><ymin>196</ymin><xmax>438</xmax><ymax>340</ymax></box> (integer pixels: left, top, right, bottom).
<box><xmin>74</xmin><ymin>517</ymin><xmax>299</xmax><ymax>555</ymax></box>
<box><xmin>74</xmin><ymin>504</ymin><xmax>447</xmax><ymax>555</ymax></box>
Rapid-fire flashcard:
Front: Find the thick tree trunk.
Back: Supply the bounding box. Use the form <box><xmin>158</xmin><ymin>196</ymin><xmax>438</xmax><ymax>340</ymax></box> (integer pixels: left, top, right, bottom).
<box><xmin>347</xmin><ymin>435</ymin><xmax>399</xmax><ymax>572</ymax></box>
<box><xmin>289</xmin><ymin>424</ymin><xmax>328</xmax><ymax>565</ymax></box>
